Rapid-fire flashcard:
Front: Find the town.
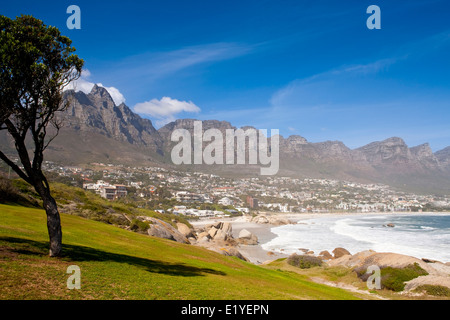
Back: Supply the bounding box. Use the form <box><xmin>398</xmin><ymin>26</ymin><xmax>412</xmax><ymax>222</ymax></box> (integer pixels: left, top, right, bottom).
<box><xmin>26</xmin><ymin>160</ymin><xmax>449</xmax><ymax>218</ymax></box>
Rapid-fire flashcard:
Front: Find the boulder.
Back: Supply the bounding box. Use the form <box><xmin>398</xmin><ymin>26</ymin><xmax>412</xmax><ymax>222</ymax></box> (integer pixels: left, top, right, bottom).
<box><xmin>251</xmin><ymin>215</ymin><xmax>269</xmax><ymax>224</ymax></box>
<box><xmin>188</xmin><ymin>237</ymin><xmax>197</xmax><ymax>244</ymax></box>
<box><xmin>268</xmin><ymin>217</ymin><xmax>293</xmax><ymax>225</ymax></box>
<box><xmin>332</xmin><ymin>247</ymin><xmax>351</xmax><ymax>259</ymax></box>
<box><xmin>145</xmin><ymin>217</ymin><xmax>190</xmax><ymax>244</ymax></box>
<box><xmin>208</xmin><ymin>226</ymin><xmax>219</xmax><ymax>238</ymax></box>
<box><xmin>218</xmin><ymin>247</ymin><xmax>249</xmax><ymax>262</ymax></box>
<box><xmin>197</xmin><ymin>236</ymin><xmax>211</xmax><ymax>244</ymax></box>
<box><xmin>214</xmin><ymin>229</ymin><xmax>229</xmax><ymax>241</ymax></box>
<box><xmin>328</xmin><ymin>251</ymin><xmax>437</xmax><ymax>276</ymax></box>
<box><xmin>238</xmin><ymin>229</ymin><xmax>258</xmax><ymax>245</ymax></box>
<box><xmin>177</xmin><ymin>222</ymin><xmax>195</xmax><ymax>238</ymax></box>
<box><xmin>197</xmin><ymin>231</ymin><xmax>210</xmax><ymax>240</ymax></box>
<box><xmin>221</xmin><ymin>221</ymin><xmax>232</xmax><ymax>235</ymax></box>
<box><xmin>327</xmin><ymin>250</ymin><xmax>376</xmax><ymax>268</ymax></box>
<box><xmin>318</xmin><ymin>250</ymin><xmax>333</xmax><ymax>260</ymax></box>
<box><xmin>251</xmin><ymin>215</ymin><xmax>292</xmax><ymax>225</ymax></box>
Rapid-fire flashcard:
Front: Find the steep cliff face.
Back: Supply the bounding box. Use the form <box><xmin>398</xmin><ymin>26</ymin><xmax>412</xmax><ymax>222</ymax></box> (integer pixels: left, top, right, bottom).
<box><xmin>410</xmin><ymin>143</ymin><xmax>440</xmax><ymax>169</ymax></box>
<box><xmin>436</xmin><ymin>146</ymin><xmax>450</xmax><ymax>169</ymax></box>
<box><xmin>356</xmin><ymin>137</ymin><xmax>414</xmax><ymax>165</ymax></box>
<box><xmin>9</xmin><ymin>84</ymin><xmax>446</xmax><ymax>192</ymax></box>
<box><xmin>63</xmin><ymin>85</ymin><xmax>163</xmax><ymax>151</ymax></box>
<box><xmin>158</xmin><ymin>119</ymin><xmax>236</xmax><ymax>143</ymax></box>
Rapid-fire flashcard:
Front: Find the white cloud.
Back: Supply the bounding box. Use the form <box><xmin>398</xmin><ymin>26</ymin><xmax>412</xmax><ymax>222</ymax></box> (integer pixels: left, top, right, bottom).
<box><xmin>134</xmin><ymin>97</ymin><xmax>201</xmax><ymax>127</ymax></box>
<box><xmin>96</xmin><ymin>83</ymin><xmax>126</xmax><ymax>106</ymax></box>
<box><xmin>65</xmin><ymin>69</ymin><xmax>126</xmax><ymax>106</ymax></box>
<box><xmin>65</xmin><ymin>69</ymin><xmax>94</xmax><ymax>93</ymax></box>
<box><xmin>105</xmin><ymin>42</ymin><xmax>255</xmax><ymax>83</ymax></box>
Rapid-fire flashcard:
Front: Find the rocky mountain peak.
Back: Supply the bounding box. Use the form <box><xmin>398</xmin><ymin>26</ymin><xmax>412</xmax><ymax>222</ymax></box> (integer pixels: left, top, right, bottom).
<box><xmin>87</xmin><ymin>84</ymin><xmax>116</xmax><ymax>109</ymax></box>
<box><xmin>356</xmin><ymin>137</ymin><xmax>412</xmax><ymax>165</ymax></box>
<box><xmin>410</xmin><ymin>143</ymin><xmax>433</xmax><ymax>159</ymax></box>
<box><xmin>60</xmin><ymin>85</ymin><xmax>163</xmax><ymax>151</ymax></box>
<box><xmin>436</xmin><ymin>146</ymin><xmax>450</xmax><ymax>167</ymax></box>
<box><xmin>286</xmin><ymin>135</ymin><xmax>308</xmax><ymax>145</ymax></box>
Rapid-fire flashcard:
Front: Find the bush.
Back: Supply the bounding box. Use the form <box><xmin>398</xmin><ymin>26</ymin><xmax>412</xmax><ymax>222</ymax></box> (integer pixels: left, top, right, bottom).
<box><xmin>414</xmin><ymin>285</ymin><xmax>450</xmax><ymax>297</ymax></box>
<box><xmin>0</xmin><ymin>177</ymin><xmax>39</xmax><ymax>207</ymax></box>
<box><xmin>287</xmin><ymin>254</ymin><xmax>322</xmax><ymax>269</ymax></box>
<box><xmin>130</xmin><ymin>219</ymin><xmax>150</xmax><ymax>233</ymax></box>
<box><xmin>0</xmin><ymin>177</ymin><xmax>20</xmax><ymax>203</ymax></box>
<box><xmin>380</xmin><ymin>263</ymin><xmax>428</xmax><ymax>292</ymax></box>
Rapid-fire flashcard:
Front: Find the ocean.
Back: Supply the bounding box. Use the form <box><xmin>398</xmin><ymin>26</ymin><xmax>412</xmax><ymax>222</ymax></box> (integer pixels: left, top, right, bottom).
<box><xmin>261</xmin><ymin>213</ymin><xmax>450</xmax><ymax>263</ymax></box>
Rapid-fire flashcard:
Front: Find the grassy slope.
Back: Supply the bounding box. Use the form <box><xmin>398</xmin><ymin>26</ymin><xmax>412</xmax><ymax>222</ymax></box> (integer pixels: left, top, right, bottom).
<box><xmin>0</xmin><ymin>204</ymin><xmax>360</xmax><ymax>300</ymax></box>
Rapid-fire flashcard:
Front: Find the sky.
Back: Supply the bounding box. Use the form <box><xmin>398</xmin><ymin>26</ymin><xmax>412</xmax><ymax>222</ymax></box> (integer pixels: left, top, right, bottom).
<box><xmin>3</xmin><ymin>0</ymin><xmax>450</xmax><ymax>151</ymax></box>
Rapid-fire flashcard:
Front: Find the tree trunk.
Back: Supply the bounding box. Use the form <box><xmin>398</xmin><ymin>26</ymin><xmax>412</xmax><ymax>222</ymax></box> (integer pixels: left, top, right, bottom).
<box><xmin>38</xmin><ymin>186</ymin><xmax>63</xmax><ymax>257</ymax></box>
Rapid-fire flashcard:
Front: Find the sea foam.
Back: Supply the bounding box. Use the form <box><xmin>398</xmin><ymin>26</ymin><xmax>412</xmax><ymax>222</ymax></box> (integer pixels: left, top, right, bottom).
<box><xmin>261</xmin><ymin>213</ymin><xmax>450</xmax><ymax>263</ymax></box>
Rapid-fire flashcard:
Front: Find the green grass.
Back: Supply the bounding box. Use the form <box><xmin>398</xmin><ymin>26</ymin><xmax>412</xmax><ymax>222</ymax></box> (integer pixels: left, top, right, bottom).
<box><xmin>0</xmin><ymin>204</ymin><xmax>360</xmax><ymax>300</ymax></box>
<box><xmin>4</xmin><ymin>179</ymin><xmax>192</xmax><ymax>229</ymax></box>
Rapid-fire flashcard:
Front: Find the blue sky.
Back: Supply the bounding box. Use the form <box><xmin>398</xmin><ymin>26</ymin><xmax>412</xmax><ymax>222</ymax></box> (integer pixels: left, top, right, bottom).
<box><xmin>3</xmin><ymin>0</ymin><xmax>450</xmax><ymax>151</ymax></box>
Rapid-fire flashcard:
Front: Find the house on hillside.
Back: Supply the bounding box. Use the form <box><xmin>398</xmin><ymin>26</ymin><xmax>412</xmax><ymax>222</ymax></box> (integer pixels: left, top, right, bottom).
<box><xmin>99</xmin><ymin>185</ymin><xmax>128</xmax><ymax>200</ymax></box>
<box><xmin>218</xmin><ymin>197</ymin><xmax>234</xmax><ymax>206</ymax></box>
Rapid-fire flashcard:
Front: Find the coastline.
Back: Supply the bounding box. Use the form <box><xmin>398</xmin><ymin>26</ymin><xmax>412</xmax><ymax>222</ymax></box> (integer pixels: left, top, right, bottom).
<box><xmin>189</xmin><ymin>212</ymin><xmax>366</xmax><ymax>264</ymax></box>
<box><xmin>190</xmin><ymin>215</ymin><xmax>289</xmax><ymax>264</ymax></box>
<box><xmin>190</xmin><ymin>211</ymin><xmax>450</xmax><ymax>265</ymax></box>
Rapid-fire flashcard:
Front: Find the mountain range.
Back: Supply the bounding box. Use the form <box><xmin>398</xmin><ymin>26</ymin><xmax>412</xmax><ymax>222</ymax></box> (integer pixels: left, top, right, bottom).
<box><xmin>1</xmin><ymin>85</ymin><xmax>449</xmax><ymax>195</ymax></box>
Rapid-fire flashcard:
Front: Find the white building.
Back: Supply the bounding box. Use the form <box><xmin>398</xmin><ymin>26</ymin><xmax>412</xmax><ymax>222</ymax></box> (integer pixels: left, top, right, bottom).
<box><xmin>218</xmin><ymin>197</ymin><xmax>234</xmax><ymax>206</ymax></box>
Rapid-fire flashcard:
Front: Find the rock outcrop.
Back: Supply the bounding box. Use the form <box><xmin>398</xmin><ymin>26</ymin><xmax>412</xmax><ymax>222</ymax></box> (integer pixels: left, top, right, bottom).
<box><xmin>193</xmin><ymin>221</ymin><xmax>252</xmax><ymax>261</ymax></box>
<box><xmin>196</xmin><ymin>221</ymin><xmax>234</xmax><ymax>243</ymax></box>
<box><xmin>63</xmin><ymin>86</ymin><xmax>163</xmax><ymax>150</ymax></box>
<box><xmin>251</xmin><ymin>215</ymin><xmax>293</xmax><ymax>226</ymax></box>
<box><xmin>332</xmin><ymin>247</ymin><xmax>351</xmax><ymax>259</ymax></box>
<box><xmin>138</xmin><ymin>216</ymin><xmax>190</xmax><ymax>244</ymax></box>
<box><xmin>237</xmin><ymin>229</ymin><xmax>258</xmax><ymax>245</ymax></box>
<box><xmin>326</xmin><ymin>250</ymin><xmax>450</xmax><ymax>293</ymax></box>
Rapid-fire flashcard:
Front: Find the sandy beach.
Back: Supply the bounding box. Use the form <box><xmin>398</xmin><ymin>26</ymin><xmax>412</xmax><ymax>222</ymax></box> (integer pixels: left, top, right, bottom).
<box><xmin>190</xmin><ymin>212</ymin><xmax>345</xmax><ymax>264</ymax></box>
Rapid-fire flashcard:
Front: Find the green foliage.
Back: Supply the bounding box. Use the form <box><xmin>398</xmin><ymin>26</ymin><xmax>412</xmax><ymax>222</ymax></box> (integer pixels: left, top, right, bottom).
<box><xmin>0</xmin><ymin>14</ymin><xmax>84</xmax><ymax>193</ymax></box>
<box><xmin>0</xmin><ymin>15</ymin><xmax>83</xmax><ymax>99</ymax></box>
<box><xmin>2</xmin><ymin>177</ymin><xmax>193</xmax><ymax>231</ymax></box>
<box><xmin>130</xmin><ymin>219</ymin><xmax>150</xmax><ymax>233</ymax></box>
<box><xmin>380</xmin><ymin>263</ymin><xmax>428</xmax><ymax>292</ymax></box>
<box><xmin>287</xmin><ymin>254</ymin><xmax>323</xmax><ymax>269</ymax></box>
<box><xmin>414</xmin><ymin>284</ymin><xmax>450</xmax><ymax>297</ymax></box>
<box><xmin>0</xmin><ymin>176</ymin><xmax>39</xmax><ymax>207</ymax></box>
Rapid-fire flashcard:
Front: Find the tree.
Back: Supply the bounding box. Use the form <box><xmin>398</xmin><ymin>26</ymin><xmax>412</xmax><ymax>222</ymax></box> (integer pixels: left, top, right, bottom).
<box><xmin>0</xmin><ymin>15</ymin><xmax>84</xmax><ymax>256</ymax></box>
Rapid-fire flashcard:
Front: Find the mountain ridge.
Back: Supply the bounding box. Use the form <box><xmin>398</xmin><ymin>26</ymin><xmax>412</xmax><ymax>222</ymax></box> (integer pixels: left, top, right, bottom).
<box><xmin>1</xmin><ymin>85</ymin><xmax>449</xmax><ymax>194</ymax></box>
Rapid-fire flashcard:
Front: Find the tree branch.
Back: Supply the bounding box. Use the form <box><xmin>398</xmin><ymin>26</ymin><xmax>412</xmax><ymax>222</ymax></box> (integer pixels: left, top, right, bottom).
<box><xmin>4</xmin><ymin>119</ymin><xmax>34</xmax><ymax>178</ymax></box>
<box><xmin>0</xmin><ymin>150</ymin><xmax>32</xmax><ymax>184</ymax></box>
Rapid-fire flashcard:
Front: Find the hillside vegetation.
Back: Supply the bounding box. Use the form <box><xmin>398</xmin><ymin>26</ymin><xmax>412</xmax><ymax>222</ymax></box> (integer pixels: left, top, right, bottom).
<box><xmin>0</xmin><ymin>176</ymin><xmax>191</xmax><ymax>231</ymax></box>
<box><xmin>0</xmin><ymin>203</ymin><xmax>361</xmax><ymax>300</ymax></box>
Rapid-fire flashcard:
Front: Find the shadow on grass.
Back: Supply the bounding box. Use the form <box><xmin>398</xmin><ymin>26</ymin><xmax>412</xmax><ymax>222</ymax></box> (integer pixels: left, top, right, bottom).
<box><xmin>0</xmin><ymin>236</ymin><xmax>226</xmax><ymax>277</ymax></box>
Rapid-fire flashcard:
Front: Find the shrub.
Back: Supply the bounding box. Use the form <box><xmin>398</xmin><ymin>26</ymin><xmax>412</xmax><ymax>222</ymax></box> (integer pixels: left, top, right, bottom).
<box><xmin>380</xmin><ymin>263</ymin><xmax>428</xmax><ymax>292</ymax></box>
<box><xmin>0</xmin><ymin>177</ymin><xmax>20</xmax><ymax>203</ymax></box>
<box><xmin>414</xmin><ymin>285</ymin><xmax>450</xmax><ymax>297</ymax></box>
<box><xmin>0</xmin><ymin>177</ymin><xmax>39</xmax><ymax>207</ymax></box>
<box><xmin>287</xmin><ymin>254</ymin><xmax>322</xmax><ymax>269</ymax></box>
<box><xmin>130</xmin><ymin>219</ymin><xmax>150</xmax><ymax>233</ymax></box>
